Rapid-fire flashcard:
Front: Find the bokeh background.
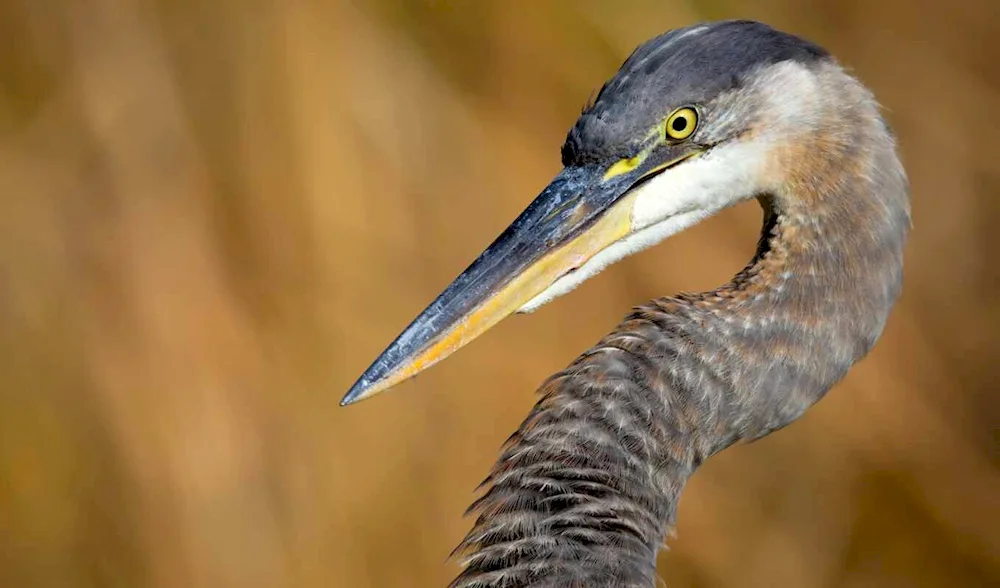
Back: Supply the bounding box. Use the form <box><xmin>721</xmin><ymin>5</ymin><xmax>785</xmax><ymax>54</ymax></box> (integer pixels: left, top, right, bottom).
<box><xmin>1</xmin><ymin>1</ymin><xmax>998</xmax><ymax>587</ymax></box>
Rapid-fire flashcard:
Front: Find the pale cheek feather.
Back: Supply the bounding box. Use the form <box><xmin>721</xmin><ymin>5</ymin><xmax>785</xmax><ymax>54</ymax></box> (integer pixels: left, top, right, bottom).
<box><xmin>755</xmin><ymin>61</ymin><xmax>824</xmax><ymax>131</ymax></box>
<box><xmin>631</xmin><ymin>138</ymin><xmax>772</xmax><ymax>229</ymax></box>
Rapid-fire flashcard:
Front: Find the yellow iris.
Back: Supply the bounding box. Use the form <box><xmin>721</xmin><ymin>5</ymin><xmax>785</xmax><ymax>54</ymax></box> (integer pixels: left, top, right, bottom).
<box><xmin>665</xmin><ymin>107</ymin><xmax>698</xmax><ymax>140</ymax></box>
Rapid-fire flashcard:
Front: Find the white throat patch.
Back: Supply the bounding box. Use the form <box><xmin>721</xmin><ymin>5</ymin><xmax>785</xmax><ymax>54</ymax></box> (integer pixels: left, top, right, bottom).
<box><xmin>517</xmin><ymin>139</ymin><xmax>770</xmax><ymax>313</ymax></box>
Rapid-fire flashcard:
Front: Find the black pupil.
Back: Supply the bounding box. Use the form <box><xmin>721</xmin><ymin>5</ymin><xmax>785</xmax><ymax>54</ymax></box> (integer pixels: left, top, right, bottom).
<box><xmin>671</xmin><ymin>116</ymin><xmax>688</xmax><ymax>133</ymax></box>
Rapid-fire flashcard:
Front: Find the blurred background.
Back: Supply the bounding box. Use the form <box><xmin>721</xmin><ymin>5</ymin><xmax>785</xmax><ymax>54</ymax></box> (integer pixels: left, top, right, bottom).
<box><xmin>1</xmin><ymin>0</ymin><xmax>998</xmax><ymax>587</ymax></box>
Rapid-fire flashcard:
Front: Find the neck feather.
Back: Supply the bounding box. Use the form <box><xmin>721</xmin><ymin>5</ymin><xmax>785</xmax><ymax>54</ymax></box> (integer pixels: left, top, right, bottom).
<box><xmin>451</xmin><ymin>64</ymin><xmax>909</xmax><ymax>588</ymax></box>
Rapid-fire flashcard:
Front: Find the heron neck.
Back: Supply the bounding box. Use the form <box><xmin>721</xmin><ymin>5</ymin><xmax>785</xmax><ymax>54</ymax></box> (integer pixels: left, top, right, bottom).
<box><xmin>451</xmin><ymin>119</ymin><xmax>909</xmax><ymax>588</ymax></box>
<box><xmin>700</xmin><ymin>120</ymin><xmax>910</xmax><ymax>438</ymax></box>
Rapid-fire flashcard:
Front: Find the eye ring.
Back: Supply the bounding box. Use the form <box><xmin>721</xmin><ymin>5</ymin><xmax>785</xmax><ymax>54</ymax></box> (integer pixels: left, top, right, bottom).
<box><xmin>665</xmin><ymin>107</ymin><xmax>698</xmax><ymax>141</ymax></box>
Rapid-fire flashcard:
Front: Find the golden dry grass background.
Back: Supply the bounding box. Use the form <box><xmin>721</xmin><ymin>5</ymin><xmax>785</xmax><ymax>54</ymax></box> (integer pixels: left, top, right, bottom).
<box><xmin>1</xmin><ymin>1</ymin><xmax>998</xmax><ymax>587</ymax></box>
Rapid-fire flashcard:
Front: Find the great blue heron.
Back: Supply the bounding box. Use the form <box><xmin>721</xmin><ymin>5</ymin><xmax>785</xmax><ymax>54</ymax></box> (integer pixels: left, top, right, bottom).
<box><xmin>341</xmin><ymin>20</ymin><xmax>909</xmax><ymax>588</ymax></box>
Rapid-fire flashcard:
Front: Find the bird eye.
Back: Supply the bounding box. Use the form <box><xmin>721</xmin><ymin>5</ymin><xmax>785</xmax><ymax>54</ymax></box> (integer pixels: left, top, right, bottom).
<box><xmin>665</xmin><ymin>107</ymin><xmax>698</xmax><ymax>141</ymax></box>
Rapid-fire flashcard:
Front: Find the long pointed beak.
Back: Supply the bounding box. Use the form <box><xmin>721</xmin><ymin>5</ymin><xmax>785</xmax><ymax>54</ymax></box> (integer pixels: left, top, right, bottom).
<box><xmin>340</xmin><ymin>165</ymin><xmax>642</xmax><ymax>405</ymax></box>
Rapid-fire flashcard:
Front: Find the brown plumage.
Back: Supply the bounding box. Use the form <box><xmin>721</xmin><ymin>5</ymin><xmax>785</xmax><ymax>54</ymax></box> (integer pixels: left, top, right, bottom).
<box><xmin>342</xmin><ymin>20</ymin><xmax>909</xmax><ymax>588</ymax></box>
<box><xmin>448</xmin><ymin>30</ymin><xmax>908</xmax><ymax>588</ymax></box>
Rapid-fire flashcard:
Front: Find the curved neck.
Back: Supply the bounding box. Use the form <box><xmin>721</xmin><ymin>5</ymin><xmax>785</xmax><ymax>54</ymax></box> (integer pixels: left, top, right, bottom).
<box><xmin>451</xmin><ymin>78</ymin><xmax>909</xmax><ymax>588</ymax></box>
<box><xmin>695</xmin><ymin>174</ymin><xmax>908</xmax><ymax>444</ymax></box>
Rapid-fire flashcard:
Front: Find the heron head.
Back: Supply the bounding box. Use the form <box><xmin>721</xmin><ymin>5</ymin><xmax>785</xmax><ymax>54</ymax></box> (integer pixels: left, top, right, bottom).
<box><xmin>342</xmin><ymin>20</ymin><xmax>840</xmax><ymax>405</ymax></box>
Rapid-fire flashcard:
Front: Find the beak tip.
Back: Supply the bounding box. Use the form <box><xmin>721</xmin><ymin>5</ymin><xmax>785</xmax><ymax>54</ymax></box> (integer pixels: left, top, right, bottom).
<box><xmin>339</xmin><ymin>377</ymin><xmax>374</xmax><ymax>407</ymax></box>
<box><xmin>341</xmin><ymin>365</ymin><xmax>399</xmax><ymax>406</ymax></box>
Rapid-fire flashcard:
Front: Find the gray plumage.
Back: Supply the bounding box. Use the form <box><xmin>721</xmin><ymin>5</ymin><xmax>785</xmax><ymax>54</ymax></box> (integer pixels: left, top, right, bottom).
<box><xmin>562</xmin><ymin>20</ymin><xmax>826</xmax><ymax>164</ymax></box>
<box><xmin>449</xmin><ymin>20</ymin><xmax>910</xmax><ymax>588</ymax></box>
